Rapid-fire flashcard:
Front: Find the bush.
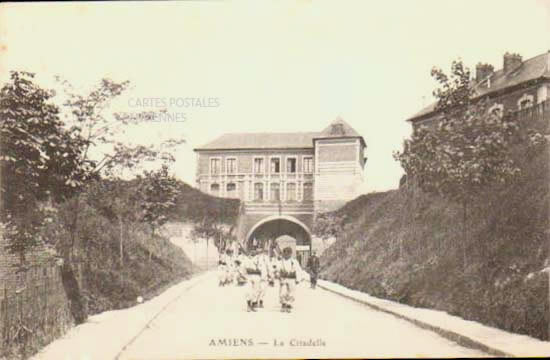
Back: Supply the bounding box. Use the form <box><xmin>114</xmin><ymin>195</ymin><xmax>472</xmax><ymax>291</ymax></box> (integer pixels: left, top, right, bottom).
<box><xmin>321</xmin><ymin>144</ymin><xmax>549</xmax><ymax>340</ymax></box>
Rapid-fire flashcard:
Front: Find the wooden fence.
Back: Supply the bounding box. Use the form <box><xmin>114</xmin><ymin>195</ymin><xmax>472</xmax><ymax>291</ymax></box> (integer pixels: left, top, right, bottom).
<box><xmin>0</xmin><ymin>264</ymin><xmax>72</xmax><ymax>358</ymax></box>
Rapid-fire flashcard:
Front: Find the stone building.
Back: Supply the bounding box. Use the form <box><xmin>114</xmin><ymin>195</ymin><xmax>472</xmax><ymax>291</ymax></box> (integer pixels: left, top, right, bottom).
<box><xmin>407</xmin><ymin>51</ymin><xmax>550</xmax><ymax>128</ymax></box>
<box><xmin>193</xmin><ymin>117</ymin><xmax>366</xmax><ymax>265</ymax></box>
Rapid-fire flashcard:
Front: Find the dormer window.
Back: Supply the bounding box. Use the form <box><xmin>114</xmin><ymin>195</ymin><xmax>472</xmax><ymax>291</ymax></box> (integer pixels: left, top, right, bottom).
<box><xmin>518</xmin><ymin>94</ymin><xmax>534</xmax><ymax>110</ymax></box>
<box><xmin>330</xmin><ymin>123</ymin><xmax>345</xmax><ymax>135</ymax></box>
<box><xmin>488</xmin><ymin>103</ymin><xmax>504</xmax><ymax>118</ymax></box>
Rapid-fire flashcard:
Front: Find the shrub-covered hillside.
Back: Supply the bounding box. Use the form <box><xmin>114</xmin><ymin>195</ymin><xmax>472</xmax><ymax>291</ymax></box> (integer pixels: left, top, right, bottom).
<box><xmin>321</xmin><ymin>143</ymin><xmax>549</xmax><ymax>340</ymax></box>
<box><xmin>42</xmin><ymin>177</ymin><xmax>240</xmax><ymax>317</ymax></box>
<box><xmin>0</xmin><ymin>71</ymin><xmax>242</xmax><ymax>359</ymax></box>
<box><xmin>172</xmin><ymin>181</ymin><xmax>240</xmax><ymax>225</ymax></box>
<box><xmin>68</xmin><ymin>206</ymin><xmax>194</xmax><ymax>314</ymax></box>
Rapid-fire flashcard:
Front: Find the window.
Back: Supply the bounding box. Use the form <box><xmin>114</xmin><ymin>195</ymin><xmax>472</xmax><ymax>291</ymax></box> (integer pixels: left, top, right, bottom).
<box><xmin>226</xmin><ymin>158</ymin><xmax>236</xmax><ymax>174</ymax></box>
<box><xmin>303</xmin><ymin>157</ymin><xmax>313</xmax><ymax>173</ymax></box>
<box><xmin>254</xmin><ymin>158</ymin><xmax>264</xmax><ymax>174</ymax></box>
<box><xmin>519</xmin><ymin>99</ymin><xmax>532</xmax><ymax>109</ymax></box>
<box><xmin>286</xmin><ymin>158</ymin><xmax>296</xmax><ymax>173</ymax></box>
<box><xmin>286</xmin><ymin>183</ymin><xmax>296</xmax><ymax>201</ymax></box>
<box><xmin>303</xmin><ymin>182</ymin><xmax>313</xmax><ymax>201</ymax></box>
<box><xmin>226</xmin><ymin>183</ymin><xmax>236</xmax><ymax>197</ymax></box>
<box><xmin>518</xmin><ymin>94</ymin><xmax>534</xmax><ymax>110</ymax></box>
<box><xmin>488</xmin><ymin>103</ymin><xmax>503</xmax><ymax>118</ymax></box>
<box><xmin>210</xmin><ymin>183</ymin><xmax>220</xmax><ymax>196</ymax></box>
<box><xmin>270</xmin><ymin>183</ymin><xmax>280</xmax><ymax>201</ymax></box>
<box><xmin>330</xmin><ymin>123</ymin><xmax>345</xmax><ymax>135</ymax></box>
<box><xmin>210</xmin><ymin>158</ymin><xmax>220</xmax><ymax>174</ymax></box>
<box><xmin>254</xmin><ymin>183</ymin><xmax>264</xmax><ymax>201</ymax></box>
<box><xmin>270</xmin><ymin>158</ymin><xmax>280</xmax><ymax>173</ymax></box>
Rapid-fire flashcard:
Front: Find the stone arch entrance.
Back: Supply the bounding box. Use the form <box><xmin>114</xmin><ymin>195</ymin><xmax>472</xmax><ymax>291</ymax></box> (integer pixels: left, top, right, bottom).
<box><xmin>245</xmin><ymin>215</ymin><xmax>312</xmax><ymax>267</ymax></box>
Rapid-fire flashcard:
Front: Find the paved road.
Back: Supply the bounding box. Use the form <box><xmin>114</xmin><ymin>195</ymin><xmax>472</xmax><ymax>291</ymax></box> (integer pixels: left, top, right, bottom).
<box><xmin>118</xmin><ymin>273</ymin><xmax>487</xmax><ymax>359</ymax></box>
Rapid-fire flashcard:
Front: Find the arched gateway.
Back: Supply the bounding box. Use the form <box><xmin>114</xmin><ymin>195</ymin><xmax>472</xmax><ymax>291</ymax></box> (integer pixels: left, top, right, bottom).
<box><xmin>245</xmin><ymin>215</ymin><xmax>312</xmax><ymax>265</ymax></box>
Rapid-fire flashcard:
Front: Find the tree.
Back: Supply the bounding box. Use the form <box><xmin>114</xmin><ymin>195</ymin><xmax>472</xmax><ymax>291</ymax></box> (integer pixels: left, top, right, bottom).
<box><xmin>84</xmin><ymin>178</ymin><xmax>142</xmax><ymax>283</ymax></box>
<box><xmin>137</xmin><ymin>165</ymin><xmax>180</xmax><ymax>260</ymax></box>
<box><xmin>55</xmin><ymin>77</ymin><xmax>185</xmax><ymax>262</ymax></box>
<box><xmin>0</xmin><ymin>71</ymin><xmax>90</xmax><ymax>260</ymax></box>
<box><xmin>313</xmin><ymin>212</ymin><xmax>346</xmax><ymax>243</ymax></box>
<box><xmin>190</xmin><ymin>218</ymin><xmax>219</xmax><ymax>270</ymax></box>
<box><xmin>394</xmin><ymin>59</ymin><xmax>545</xmax><ymax>271</ymax></box>
<box><xmin>190</xmin><ymin>216</ymin><xmax>234</xmax><ymax>269</ymax></box>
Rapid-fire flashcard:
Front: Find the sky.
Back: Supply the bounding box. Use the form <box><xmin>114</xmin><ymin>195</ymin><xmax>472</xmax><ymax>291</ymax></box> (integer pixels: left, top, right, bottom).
<box><xmin>1</xmin><ymin>0</ymin><xmax>549</xmax><ymax>193</ymax></box>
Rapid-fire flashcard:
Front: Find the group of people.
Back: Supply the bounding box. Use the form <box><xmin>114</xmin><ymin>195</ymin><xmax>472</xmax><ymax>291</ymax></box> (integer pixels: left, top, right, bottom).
<box><xmin>217</xmin><ymin>245</ymin><xmax>321</xmax><ymax>313</ymax></box>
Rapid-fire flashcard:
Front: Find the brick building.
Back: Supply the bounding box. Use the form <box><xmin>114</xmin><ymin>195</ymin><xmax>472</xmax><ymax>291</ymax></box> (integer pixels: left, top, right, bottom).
<box><xmin>193</xmin><ymin>117</ymin><xmax>366</xmax><ymax>264</ymax></box>
<box><xmin>407</xmin><ymin>51</ymin><xmax>550</xmax><ymax>128</ymax></box>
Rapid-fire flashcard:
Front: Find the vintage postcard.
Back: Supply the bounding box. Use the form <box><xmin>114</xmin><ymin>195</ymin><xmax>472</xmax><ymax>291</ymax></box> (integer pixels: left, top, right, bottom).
<box><xmin>0</xmin><ymin>0</ymin><xmax>549</xmax><ymax>359</ymax></box>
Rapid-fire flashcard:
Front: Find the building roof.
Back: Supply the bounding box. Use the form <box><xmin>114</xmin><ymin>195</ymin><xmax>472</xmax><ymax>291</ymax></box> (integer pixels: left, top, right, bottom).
<box><xmin>408</xmin><ymin>51</ymin><xmax>550</xmax><ymax>122</ymax></box>
<box><xmin>194</xmin><ymin>132</ymin><xmax>321</xmax><ymax>150</ymax></box>
<box><xmin>194</xmin><ymin>117</ymin><xmax>365</xmax><ymax>151</ymax></box>
<box><xmin>318</xmin><ymin>116</ymin><xmax>361</xmax><ymax>138</ymax></box>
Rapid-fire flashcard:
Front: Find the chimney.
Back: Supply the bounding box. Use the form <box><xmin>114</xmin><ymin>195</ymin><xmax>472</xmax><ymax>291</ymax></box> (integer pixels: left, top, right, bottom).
<box><xmin>476</xmin><ymin>63</ymin><xmax>494</xmax><ymax>81</ymax></box>
<box><xmin>503</xmin><ymin>52</ymin><xmax>522</xmax><ymax>73</ymax></box>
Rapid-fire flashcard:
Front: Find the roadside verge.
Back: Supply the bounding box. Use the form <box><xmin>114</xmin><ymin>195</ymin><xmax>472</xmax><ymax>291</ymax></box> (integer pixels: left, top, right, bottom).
<box><xmin>31</xmin><ymin>272</ymin><xmax>212</xmax><ymax>360</ymax></box>
<box><xmin>317</xmin><ymin>279</ymin><xmax>550</xmax><ymax>357</ymax></box>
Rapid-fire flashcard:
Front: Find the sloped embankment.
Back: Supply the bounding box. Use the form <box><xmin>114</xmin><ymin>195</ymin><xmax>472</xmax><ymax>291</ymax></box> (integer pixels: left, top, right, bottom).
<box><xmin>79</xmin><ymin>179</ymin><xmax>240</xmax><ymax>314</ymax></box>
<box><xmin>80</xmin><ymin>222</ymin><xmax>194</xmax><ymax>315</ymax></box>
<box><xmin>321</xmin><ymin>145</ymin><xmax>549</xmax><ymax>340</ymax></box>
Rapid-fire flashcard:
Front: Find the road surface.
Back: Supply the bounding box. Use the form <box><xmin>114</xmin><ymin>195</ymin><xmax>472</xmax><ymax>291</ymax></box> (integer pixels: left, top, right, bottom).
<box><xmin>112</xmin><ymin>273</ymin><xmax>486</xmax><ymax>359</ymax></box>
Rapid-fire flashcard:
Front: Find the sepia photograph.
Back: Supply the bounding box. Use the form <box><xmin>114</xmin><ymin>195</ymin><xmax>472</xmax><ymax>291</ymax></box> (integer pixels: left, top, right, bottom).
<box><xmin>0</xmin><ymin>0</ymin><xmax>549</xmax><ymax>358</ymax></box>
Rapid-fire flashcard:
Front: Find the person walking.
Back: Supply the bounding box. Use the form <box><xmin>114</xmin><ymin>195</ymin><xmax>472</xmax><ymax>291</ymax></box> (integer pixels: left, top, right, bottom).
<box><xmin>223</xmin><ymin>249</ymin><xmax>234</xmax><ymax>285</ymax></box>
<box><xmin>278</xmin><ymin>246</ymin><xmax>304</xmax><ymax>313</ymax></box>
<box><xmin>267</xmin><ymin>250</ymin><xmax>279</xmax><ymax>287</ymax></box>
<box><xmin>255</xmin><ymin>247</ymin><xmax>270</xmax><ymax>308</ymax></box>
<box><xmin>234</xmin><ymin>250</ymin><xmax>248</xmax><ymax>287</ymax></box>
<box><xmin>217</xmin><ymin>249</ymin><xmax>229</xmax><ymax>286</ymax></box>
<box><xmin>244</xmin><ymin>248</ymin><xmax>266</xmax><ymax>312</ymax></box>
<box><xmin>306</xmin><ymin>251</ymin><xmax>320</xmax><ymax>289</ymax></box>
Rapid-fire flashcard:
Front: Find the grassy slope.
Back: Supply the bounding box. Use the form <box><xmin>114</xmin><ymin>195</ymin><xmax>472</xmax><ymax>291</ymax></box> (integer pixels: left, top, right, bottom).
<box><xmin>321</xmin><ymin>144</ymin><xmax>549</xmax><ymax>340</ymax></box>
<box><xmin>69</xmin><ymin>180</ymin><xmax>239</xmax><ymax>315</ymax></box>
<box><xmin>65</xmin><ymin>203</ymin><xmax>192</xmax><ymax>315</ymax></box>
<box><xmin>11</xmin><ymin>180</ymin><xmax>237</xmax><ymax>360</ymax></box>
<box><xmin>82</xmin><ymin>236</ymin><xmax>193</xmax><ymax>314</ymax></box>
<box><xmin>172</xmin><ymin>181</ymin><xmax>241</xmax><ymax>224</ymax></box>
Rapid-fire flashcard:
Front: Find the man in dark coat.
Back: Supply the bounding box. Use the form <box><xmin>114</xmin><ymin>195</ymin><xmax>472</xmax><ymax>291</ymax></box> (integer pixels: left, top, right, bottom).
<box><xmin>306</xmin><ymin>251</ymin><xmax>320</xmax><ymax>289</ymax></box>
